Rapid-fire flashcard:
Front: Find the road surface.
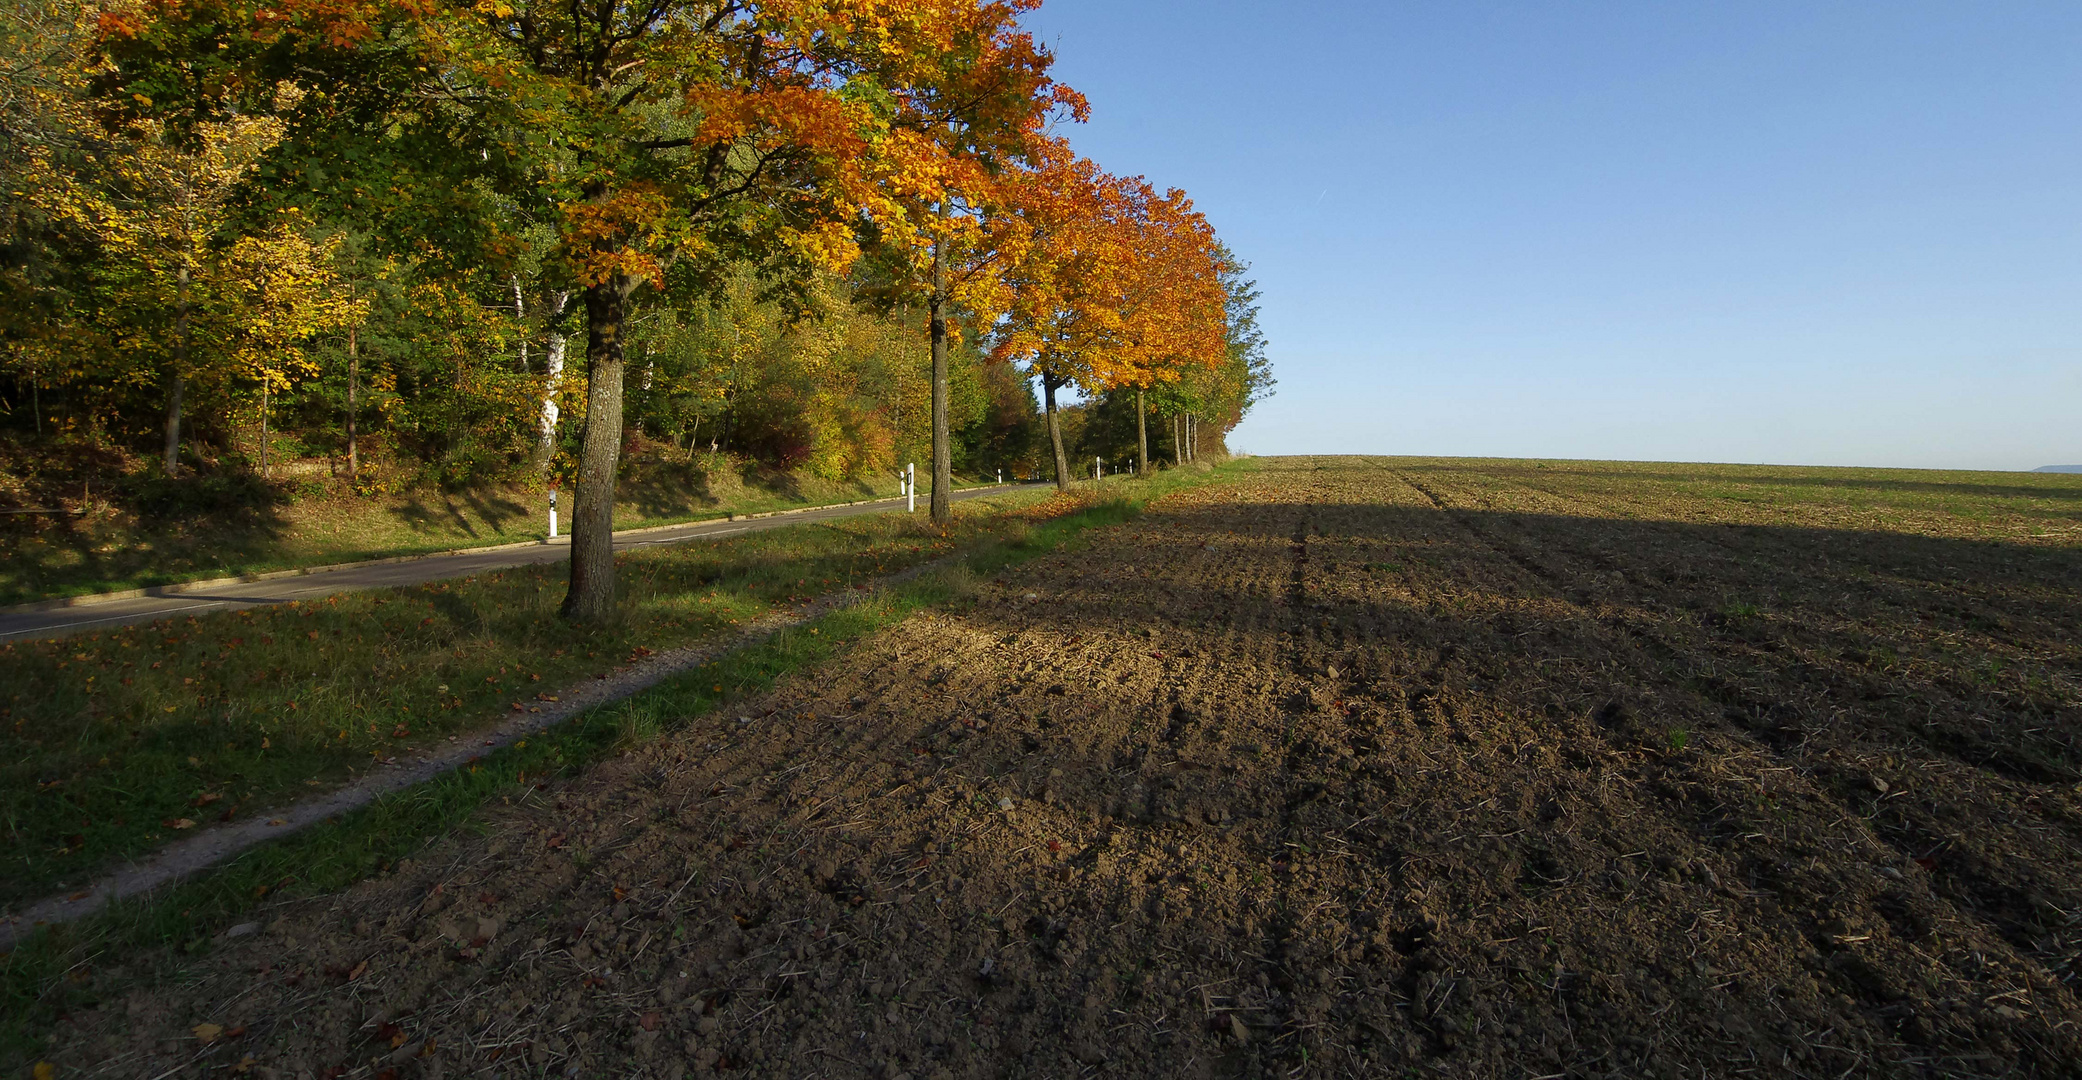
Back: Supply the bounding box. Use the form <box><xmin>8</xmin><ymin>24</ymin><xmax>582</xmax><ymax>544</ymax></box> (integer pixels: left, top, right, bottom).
<box><xmin>1</xmin><ymin>485</ymin><xmax>1026</xmax><ymax>642</ymax></box>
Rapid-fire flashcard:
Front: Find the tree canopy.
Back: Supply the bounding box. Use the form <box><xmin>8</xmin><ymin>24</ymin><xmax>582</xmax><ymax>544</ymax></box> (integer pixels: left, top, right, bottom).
<box><xmin>1</xmin><ymin>0</ymin><xmax>1272</xmax><ymax>620</ymax></box>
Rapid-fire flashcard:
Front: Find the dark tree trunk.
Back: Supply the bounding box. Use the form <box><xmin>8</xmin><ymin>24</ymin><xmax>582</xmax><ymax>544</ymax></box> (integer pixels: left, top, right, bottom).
<box><xmin>561</xmin><ymin>277</ymin><xmax>632</xmax><ymax>624</ymax></box>
<box><xmin>260</xmin><ymin>380</ymin><xmax>270</xmax><ymax>478</ymax></box>
<box><xmin>162</xmin><ymin>372</ymin><xmax>184</xmax><ymax>476</ymax></box>
<box><xmin>346</xmin><ymin>325</ymin><xmax>359</xmax><ymax>480</ymax></box>
<box><xmin>928</xmin><ymin>230</ymin><xmax>952</xmax><ymax>524</ymax></box>
<box><xmin>163</xmin><ymin>265</ymin><xmax>189</xmax><ymax>476</ymax></box>
<box><xmin>1136</xmin><ymin>387</ymin><xmax>1147</xmax><ymax>476</ymax></box>
<box><xmin>1043</xmin><ymin>373</ymin><xmax>1070</xmax><ymax>493</ymax></box>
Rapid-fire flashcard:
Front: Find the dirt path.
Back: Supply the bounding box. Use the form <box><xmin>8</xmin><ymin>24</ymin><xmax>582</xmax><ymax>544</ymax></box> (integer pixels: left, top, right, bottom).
<box><xmin>44</xmin><ymin>458</ymin><xmax>2082</xmax><ymax>1078</ymax></box>
<box><xmin>0</xmin><ymin>551</ymin><xmax>973</xmax><ymax>951</ymax></box>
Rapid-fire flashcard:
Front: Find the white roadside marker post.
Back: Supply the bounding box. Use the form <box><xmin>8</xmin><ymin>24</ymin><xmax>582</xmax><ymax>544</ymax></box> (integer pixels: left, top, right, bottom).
<box><xmin>547</xmin><ymin>487</ymin><xmax>559</xmax><ymax>541</ymax></box>
<box><xmin>996</xmin><ymin>469</ymin><xmax>1002</xmax><ymax>485</ymax></box>
<box><xmin>907</xmin><ymin>462</ymin><xmax>916</xmax><ymax>513</ymax></box>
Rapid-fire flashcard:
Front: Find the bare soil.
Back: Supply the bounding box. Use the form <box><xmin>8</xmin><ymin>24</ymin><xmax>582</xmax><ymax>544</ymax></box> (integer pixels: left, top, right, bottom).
<box><xmin>42</xmin><ymin>457</ymin><xmax>2082</xmax><ymax>1078</ymax></box>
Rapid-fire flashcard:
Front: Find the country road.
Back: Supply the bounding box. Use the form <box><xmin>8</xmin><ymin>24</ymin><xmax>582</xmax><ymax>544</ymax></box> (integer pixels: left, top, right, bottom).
<box><xmin>0</xmin><ymin>484</ymin><xmax>1028</xmax><ymax>642</ymax></box>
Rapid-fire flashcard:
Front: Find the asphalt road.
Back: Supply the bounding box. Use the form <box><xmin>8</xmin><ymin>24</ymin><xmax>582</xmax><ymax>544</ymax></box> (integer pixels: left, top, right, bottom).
<box><xmin>0</xmin><ymin>485</ymin><xmax>1027</xmax><ymax>642</ymax></box>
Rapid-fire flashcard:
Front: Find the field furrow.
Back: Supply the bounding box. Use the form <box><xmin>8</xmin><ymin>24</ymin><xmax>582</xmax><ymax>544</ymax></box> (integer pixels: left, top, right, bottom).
<box><xmin>43</xmin><ymin>457</ymin><xmax>2082</xmax><ymax>1079</ymax></box>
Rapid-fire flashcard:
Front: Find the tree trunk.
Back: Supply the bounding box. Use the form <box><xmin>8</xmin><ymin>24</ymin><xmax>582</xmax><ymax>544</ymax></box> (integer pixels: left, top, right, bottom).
<box><xmin>1043</xmin><ymin>374</ymin><xmax>1070</xmax><ymax>493</ymax></box>
<box><xmin>163</xmin><ymin>265</ymin><xmax>189</xmax><ymax>476</ymax></box>
<box><xmin>1136</xmin><ymin>387</ymin><xmax>1147</xmax><ymax>476</ymax></box>
<box><xmin>561</xmin><ymin>278</ymin><xmax>631</xmax><ymax>624</ymax></box>
<box><xmin>1173</xmin><ymin>414</ymin><xmax>1184</xmax><ymax>467</ymax></box>
<box><xmin>162</xmin><ymin>371</ymin><xmax>184</xmax><ymax>476</ymax></box>
<box><xmin>512</xmin><ymin>275</ymin><xmax>528</xmax><ymax>369</ymax></box>
<box><xmin>259</xmin><ymin>379</ymin><xmax>270</xmax><ymax>478</ymax></box>
<box><xmin>346</xmin><ymin>325</ymin><xmax>359</xmax><ymax>480</ymax></box>
<box><xmin>1186</xmin><ymin>413</ymin><xmax>1196</xmax><ymax>463</ymax></box>
<box><xmin>928</xmin><ymin>230</ymin><xmax>952</xmax><ymax>524</ymax></box>
<box><xmin>536</xmin><ymin>290</ymin><xmax>571</xmax><ymax>471</ymax></box>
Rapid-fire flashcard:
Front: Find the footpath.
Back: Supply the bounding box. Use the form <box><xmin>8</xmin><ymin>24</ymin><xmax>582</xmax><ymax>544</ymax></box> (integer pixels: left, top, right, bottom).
<box><xmin>0</xmin><ymin>535</ymin><xmax>991</xmax><ymax>948</ymax></box>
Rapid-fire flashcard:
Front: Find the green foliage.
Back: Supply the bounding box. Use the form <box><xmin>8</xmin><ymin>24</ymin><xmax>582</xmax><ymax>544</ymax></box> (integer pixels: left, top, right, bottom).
<box><xmin>0</xmin><ymin>0</ymin><xmax>1270</xmax><ymax>590</ymax></box>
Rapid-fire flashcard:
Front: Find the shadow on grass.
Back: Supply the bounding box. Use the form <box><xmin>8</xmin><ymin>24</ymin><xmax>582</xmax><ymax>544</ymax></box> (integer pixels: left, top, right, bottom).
<box><xmin>386</xmin><ymin>489</ymin><xmax>532</xmax><ymax>540</ymax></box>
<box><xmin>0</xmin><ymin>472</ymin><xmax>295</xmax><ymax>602</ymax></box>
<box><xmin>620</xmin><ymin>460</ymin><xmax>721</xmax><ymax>520</ymax></box>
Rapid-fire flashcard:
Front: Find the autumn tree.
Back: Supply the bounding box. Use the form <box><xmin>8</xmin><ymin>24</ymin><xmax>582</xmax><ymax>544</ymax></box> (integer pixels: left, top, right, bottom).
<box><xmin>1142</xmin><ymin>243</ymin><xmax>1272</xmax><ymax>464</ymax></box>
<box><xmin>100</xmin><ymin>0</ymin><xmax>1088</xmax><ymax>620</ymax></box>
<box><xmin>851</xmin><ymin>5</ymin><xmax>1080</xmax><ymax>523</ymax></box>
<box><xmin>992</xmin><ymin>142</ymin><xmax>1227</xmax><ymax>489</ymax></box>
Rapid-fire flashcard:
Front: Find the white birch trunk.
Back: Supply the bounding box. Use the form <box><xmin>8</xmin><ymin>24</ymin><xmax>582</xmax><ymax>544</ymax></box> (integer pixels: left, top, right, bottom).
<box><xmin>536</xmin><ymin>290</ymin><xmax>571</xmax><ymax>469</ymax></box>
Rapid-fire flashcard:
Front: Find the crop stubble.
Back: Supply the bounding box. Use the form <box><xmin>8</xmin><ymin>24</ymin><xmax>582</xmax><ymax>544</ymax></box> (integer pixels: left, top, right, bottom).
<box><xmin>49</xmin><ymin>457</ymin><xmax>2082</xmax><ymax>1077</ymax></box>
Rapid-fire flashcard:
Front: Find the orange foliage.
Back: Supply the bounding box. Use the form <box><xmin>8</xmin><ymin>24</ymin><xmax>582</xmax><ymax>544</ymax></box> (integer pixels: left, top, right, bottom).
<box><xmin>992</xmin><ymin>138</ymin><xmax>1228</xmax><ymax>396</ymax></box>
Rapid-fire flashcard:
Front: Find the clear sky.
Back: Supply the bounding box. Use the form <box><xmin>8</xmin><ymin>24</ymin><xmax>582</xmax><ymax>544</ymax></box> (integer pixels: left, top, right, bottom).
<box><xmin>1021</xmin><ymin>1</ymin><xmax>2082</xmax><ymax>471</ymax></box>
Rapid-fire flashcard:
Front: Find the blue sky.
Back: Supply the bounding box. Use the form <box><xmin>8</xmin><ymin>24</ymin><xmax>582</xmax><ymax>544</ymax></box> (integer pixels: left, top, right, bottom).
<box><xmin>1021</xmin><ymin>1</ymin><xmax>2082</xmax><ymax>471</ymax></box>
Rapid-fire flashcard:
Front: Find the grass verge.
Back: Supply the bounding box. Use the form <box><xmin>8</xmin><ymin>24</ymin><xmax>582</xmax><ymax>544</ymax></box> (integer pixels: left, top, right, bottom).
<box><xmin>0</xmin><ymin>461</ymin><xmax>1243</xmax><ymax>1066</ymax></box>
<box><xmin>1</xmin><ymin>488</ymin><xmax>1049</xmax><ymax>911</ymax></box>
<box><xmin>1</xmin><ymin>457</ymin><xmax>1011</xmax><ymax>607</ymax></box>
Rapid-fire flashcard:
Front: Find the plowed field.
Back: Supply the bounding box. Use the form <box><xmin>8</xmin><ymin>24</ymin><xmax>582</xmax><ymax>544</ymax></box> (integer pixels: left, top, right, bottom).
<box><xmin>48</xmin><ymin>457</ymin><xmax>2082</xmax><ymax>1078</ymax></box>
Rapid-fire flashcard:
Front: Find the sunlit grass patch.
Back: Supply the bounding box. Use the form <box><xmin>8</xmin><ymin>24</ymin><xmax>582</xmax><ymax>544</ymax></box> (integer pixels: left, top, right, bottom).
<box><xmin>0</xmin><ymin>489</ymin><xmax>1061</xmax><ymax>908</ymax></box>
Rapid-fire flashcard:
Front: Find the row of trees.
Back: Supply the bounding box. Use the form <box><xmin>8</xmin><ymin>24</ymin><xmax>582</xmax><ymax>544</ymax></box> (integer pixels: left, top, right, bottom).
<box><xmin>1</xmin><ymin>0</ymin><xmax>1271</xmax><ymax>621</ymax></box>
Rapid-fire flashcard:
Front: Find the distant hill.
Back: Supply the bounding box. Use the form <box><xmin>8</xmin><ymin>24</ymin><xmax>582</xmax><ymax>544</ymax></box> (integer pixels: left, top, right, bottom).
<box><xmin>2034</xmin><ymin>465</ymin><xmax>2082</xmax><ymax>473</ymax></box>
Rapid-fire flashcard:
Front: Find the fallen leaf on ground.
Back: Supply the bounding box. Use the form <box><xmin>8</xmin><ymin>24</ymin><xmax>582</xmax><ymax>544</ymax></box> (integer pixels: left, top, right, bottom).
<box><xmin>164</xmin><ymin>818</ymin><xmax>197</xmax><ymax>830</ymax></box>
<box><xmin>193</xmin><ymin>1022</ymin><xmax>224</xmax><ymax>1043</ymax></box>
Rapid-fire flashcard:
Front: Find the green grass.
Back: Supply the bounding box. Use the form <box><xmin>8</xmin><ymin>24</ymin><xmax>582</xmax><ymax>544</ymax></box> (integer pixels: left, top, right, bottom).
<box><xmin>0</xmin><ymin>459</ymin><xmax>1240</xmax><ymax>1068</ymax></box>
<box><xmin>0</xmin><ymin>453</ymin><xmax>1011</xmax><ymax>606</ymax></box>
<box><xmin>0</xmin><ymin>486</ymin><xmax>1048</xmax><ymax>910</ymax></box>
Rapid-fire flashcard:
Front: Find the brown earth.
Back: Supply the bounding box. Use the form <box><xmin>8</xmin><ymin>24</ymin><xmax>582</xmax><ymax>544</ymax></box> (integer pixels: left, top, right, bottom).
<box><xmin>45</xmin><ymin>457</ymin><xmax>2082</xmax><ymax>1078</ymax></box>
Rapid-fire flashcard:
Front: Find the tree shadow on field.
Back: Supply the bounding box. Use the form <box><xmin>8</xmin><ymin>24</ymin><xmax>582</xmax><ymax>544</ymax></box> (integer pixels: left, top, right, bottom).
<box><xmin>1400</xmin><ymin>459</ymin><xmax>2082</xmax><ymax>506</ymax></box>
<box><xmin>884</xmin><ymin>497</ymin><xmax>2082</xmax><ymax>1076</ymax></box>
<box><xmin>1016</xmin><ymin>498</ymin><xmax>2082</xmax><ymax>785</ymax></box>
